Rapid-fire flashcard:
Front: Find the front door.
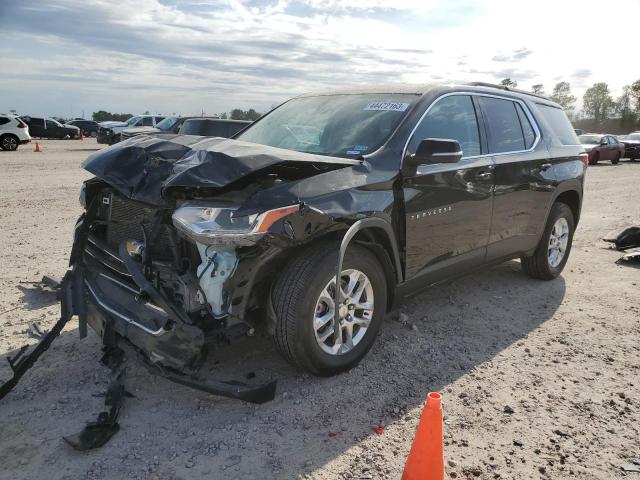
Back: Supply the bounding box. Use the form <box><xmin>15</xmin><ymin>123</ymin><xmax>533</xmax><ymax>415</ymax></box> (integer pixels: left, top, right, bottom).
<box><xmin>403</xmin><ymin>94</ymin><xmax>494</xmax><ymax>282</ymax></box>
<box><xmin>45</xmin><ymin>119</ymin><xmax>63</xmax><ymax>138</ymax></box>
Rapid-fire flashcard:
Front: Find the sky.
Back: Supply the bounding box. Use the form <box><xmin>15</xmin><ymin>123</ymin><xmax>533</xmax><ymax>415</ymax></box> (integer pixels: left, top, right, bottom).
<box><xmin>1</xmin><ymin>0</ymin><xmax>638</xmax><ymax>118</ymax></box>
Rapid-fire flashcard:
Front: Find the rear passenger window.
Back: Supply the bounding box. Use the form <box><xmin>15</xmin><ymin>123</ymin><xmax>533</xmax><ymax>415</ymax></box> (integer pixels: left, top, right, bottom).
<box><xmin>536</xmin><ymin>104</ymin><xmax>580</xmax><ymax>146</ymax></box>
<box><xmin>142</xmin><ymin>117</ymin><xmax>153</xmax><ymax>126</ymax></box>
<box><xmin>409</xmin><ymin>95</ymin><xmax>481</xmax><ymax>157</ymax></box>
<box><xmin>515</xmin><ymin>103</ymin><xmax>536</xmax><ymax>149</ymax></box>
<box><xmin>0</xmin><ymin>117</ymin><xmax>10</xmax><ymax>125</ymax></box>
<box><xmin>478</xmin><ymin>97</ymin><xmax>525</xmax><ymax>153</ymax></box>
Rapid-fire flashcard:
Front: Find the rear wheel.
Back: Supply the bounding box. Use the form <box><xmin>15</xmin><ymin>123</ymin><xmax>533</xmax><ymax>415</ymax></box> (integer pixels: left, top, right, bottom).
<box><xmin>272</xmin><ymin>242</ymin><xmax>387</xmax><ymax>376</ymax></box>
<box><xmin>0</xmin><ymin>134</ymin><xmax>19</xmax><ymax>151</ymax></box>
<box><xmin>521</xmin><ymin>202</ymin><xmax>575</xmax><ymax>280</ymax></box>
<box><xmin>612</xmin><ymin>153</ymin><xmax>620</xmax><ymax>165</ymax></box>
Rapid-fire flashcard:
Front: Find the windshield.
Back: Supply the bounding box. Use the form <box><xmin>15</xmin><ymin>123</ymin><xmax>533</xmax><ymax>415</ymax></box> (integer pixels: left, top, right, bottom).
<box><xmin>236</xmin><ymin>94</ymin><xmax>418</xmax><ymax>157</ymax></box>
<box><xmin>126</xmin><ymin>116</ymin><xmax>140</xmax><ymax>126</ymax></box>
<box><xmin>624</xmin><ymin>133</ymin><xmax>640</xmax><ymax>141</ymax></box>
<box><xmin>579</xmin><ymin>135</ymin><xmax>602</xmax><ymax>144</ymax></box>
<box><xmin>156</xmin><ymin>117</ymin><xmax>179</xmax><ymax>131</ymax></box>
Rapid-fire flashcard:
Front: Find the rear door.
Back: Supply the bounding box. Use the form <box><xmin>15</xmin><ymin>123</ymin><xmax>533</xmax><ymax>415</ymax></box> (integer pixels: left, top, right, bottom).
<box><xmin>29</xmin><ymin>118</ymin><xmax>45</xmax><ymax>137</ymax></box>
<box><xmin>478</xmin><ymin>95</ymin><xmax>555</xmax><ymax>260</ymax></box>
<box><xmin>403</xmin><ymin>94</ymin><xmax>494</xmax><ymax>281</ymax></box>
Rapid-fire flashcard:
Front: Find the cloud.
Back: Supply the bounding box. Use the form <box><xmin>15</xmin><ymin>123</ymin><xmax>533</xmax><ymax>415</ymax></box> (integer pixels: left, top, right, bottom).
<box><xmin>0</xmin><ymin>0</ymin><xmax>638</xmax><ymax>116</ymax></box>
<box><xmin>572</xmin><ymin>68</ymin><xmax>592</xmax><ymax>78</ymax></box>
<box><xmin>492</xmin><ymin>48</ymin><xmax>533</xmax><ymax>63</ymax></box>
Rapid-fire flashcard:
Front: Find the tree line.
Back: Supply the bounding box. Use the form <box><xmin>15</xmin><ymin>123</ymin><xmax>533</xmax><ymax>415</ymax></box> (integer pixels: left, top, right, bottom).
<box><xmin>500</xmin><ymin>78</ymin><xmax>640</xmax><ymax>133</ymax></box>
<box><xmin>91</xmin><ymin>108</ymin><xmax>263</xmax><ymax>122</ymax></box>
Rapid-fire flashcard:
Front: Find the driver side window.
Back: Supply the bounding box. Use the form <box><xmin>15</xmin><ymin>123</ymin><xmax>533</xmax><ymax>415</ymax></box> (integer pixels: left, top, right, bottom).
<box><xmin>408</xmin><ymin>95</ymin><xmax>481</xmax><ymax>158</ymax></box>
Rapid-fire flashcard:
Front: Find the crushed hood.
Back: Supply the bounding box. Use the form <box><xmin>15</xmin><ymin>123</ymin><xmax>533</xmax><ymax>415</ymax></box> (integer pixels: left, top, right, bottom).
<box><xmin>83</xmin><ymin>135</ymin><xmax>361</xmax><ymax>206</ymax></box>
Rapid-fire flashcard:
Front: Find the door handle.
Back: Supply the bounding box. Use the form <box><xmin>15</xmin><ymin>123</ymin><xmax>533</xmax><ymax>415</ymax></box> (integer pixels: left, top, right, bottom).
<box><xmin>476</xmin><ymin>171</ymin><xmax>493</xmax><ymax>180</ymax></box>
<box><xmin>540</xmin><ymin>163</ymin><xmax>552</xmax><ymax>171</ymax></box>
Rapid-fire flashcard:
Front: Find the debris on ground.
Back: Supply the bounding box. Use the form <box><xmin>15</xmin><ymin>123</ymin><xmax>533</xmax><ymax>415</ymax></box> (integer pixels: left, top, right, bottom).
<box><xmin>603</xmin><ymin>226</ymin><xmax>640</xmax><ymax>250</ymax></box>
<box><xmin>621</xmin><ymin>459</ymin><xmax>640</xmax><ymax>473</ymax></box>
<box><xmin>63</xmin><ymin>368</ymin><xmax>128</xmax><ymax>451</ymax></box>
<box><xmin>616</xmin><ymin>250</ymin><xmax>640</xmax><ymax>266</ymax></box>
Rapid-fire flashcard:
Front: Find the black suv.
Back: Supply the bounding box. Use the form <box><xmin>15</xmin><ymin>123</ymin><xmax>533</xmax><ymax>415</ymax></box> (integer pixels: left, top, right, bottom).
<box><xmin>65</xmin><ymin>84</ymin><xmax>586</xmax><ymax>381</ymax></box>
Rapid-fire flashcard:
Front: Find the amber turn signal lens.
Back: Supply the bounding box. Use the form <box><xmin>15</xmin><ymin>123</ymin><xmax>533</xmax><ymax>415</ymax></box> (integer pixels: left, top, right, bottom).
<box><xmin>578</xmin><ymin>153</ymin><xmax>589</xmax><ymax>168</ymax></box>
<box><xmin>254</xmin><ymin>205</ymin><xmax>300</xmax><ymax>233</ymax></box>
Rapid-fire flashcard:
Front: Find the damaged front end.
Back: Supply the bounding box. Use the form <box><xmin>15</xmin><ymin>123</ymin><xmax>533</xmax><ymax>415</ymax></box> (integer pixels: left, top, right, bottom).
<box><xmin>57</xmin><ymin>136</ymin><xmax>361</xmax><ymax>401</ymax></box>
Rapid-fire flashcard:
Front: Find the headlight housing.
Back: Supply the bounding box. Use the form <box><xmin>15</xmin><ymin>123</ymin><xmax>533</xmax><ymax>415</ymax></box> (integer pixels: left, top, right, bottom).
<box><xmin>172</xmin><ymin>204</ymin><xmax>299</xmax><ymax>246</ymax></box>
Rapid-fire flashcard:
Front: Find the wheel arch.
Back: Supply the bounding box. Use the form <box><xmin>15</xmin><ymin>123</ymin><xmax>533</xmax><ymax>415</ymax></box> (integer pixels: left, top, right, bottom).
<box><xmin>554</xmin><ymin>188</ymin><xmax>582</xmax><ymax>226</ymax></box>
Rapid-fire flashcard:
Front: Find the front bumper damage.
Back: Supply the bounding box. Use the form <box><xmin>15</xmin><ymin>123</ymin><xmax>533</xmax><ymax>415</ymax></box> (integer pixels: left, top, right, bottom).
<box><xmin>0</xmin><ymin>206</ymin><xmax>277</xmax><ymax>404</ymax></box>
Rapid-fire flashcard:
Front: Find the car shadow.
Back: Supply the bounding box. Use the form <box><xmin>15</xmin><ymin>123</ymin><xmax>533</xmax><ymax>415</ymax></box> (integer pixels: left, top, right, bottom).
<box><xmin>15</xmin><ymin>283</ymin><xmax>58</xmax><ymax>311</ymax></box>
<box><xmin>0</xmin><ymin>260</ymin><xmax>565</xmax><ymax>479</ymax></box>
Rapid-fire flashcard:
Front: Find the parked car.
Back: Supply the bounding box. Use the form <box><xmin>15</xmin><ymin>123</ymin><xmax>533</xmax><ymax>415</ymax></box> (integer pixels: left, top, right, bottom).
<box><xmin>0</xmin><ymin>114</ymin><xmax>31</xmax><ymax>151</ymax></box>
<box><xmin>119</xmin><ymin>116</ymin><xmax>218</xmax><ymax>142</ymax></box>
<box><xmin>23</xmin><ymin>117</ymin><xmax>80</xmax><ymax>139</ymax></box>
<box><xmin>66</xmin><ymin>83</ymin><xmax>585</xmax><ymax>382</ymax></box>
<box><xmin>574</xmin><ymin>128</ymin><xmax>585</xmax><ymax>136</ymax></box>
<box><xmin>67</xmin><ymin>120</ymin><xmax>100</xmax><ymax>137</ymax></box>
<box><xmin>178</xmin><ymin>118</ymin><xmax>251</xmax><ymax>137</ymax></box>
<box><xmin>97</xmin><ymin>115</ymin><xmax>165</xmax><ymax>145</ymax></box>
<box><xmin>578</xmin><ymin>133</ymin><xmax>625</xmax><ymax>165</ymax></box>
<box><xmin>618</xmin><ymin>133</ymin><xmax>640</xmax><ymax>161</ymax></box>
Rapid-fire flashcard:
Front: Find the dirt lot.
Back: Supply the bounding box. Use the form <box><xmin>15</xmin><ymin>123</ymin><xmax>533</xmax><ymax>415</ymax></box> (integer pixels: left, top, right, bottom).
<box><xmin>0</xmin><ymin>138</ymin><xmax>638</xmax><ymax>480</ymax></box>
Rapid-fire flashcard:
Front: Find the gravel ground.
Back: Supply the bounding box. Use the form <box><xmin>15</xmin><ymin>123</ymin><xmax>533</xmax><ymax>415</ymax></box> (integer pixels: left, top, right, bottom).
<box><xmin>0</xmin><ymin>138</ymin><xmax>638</xmax><ymax>480</ymax></box>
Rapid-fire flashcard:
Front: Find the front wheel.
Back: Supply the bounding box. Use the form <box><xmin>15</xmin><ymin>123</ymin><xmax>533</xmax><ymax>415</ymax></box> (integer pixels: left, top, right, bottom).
<box><xmin>588</xmin><ymin>153</ymin><xmax>598</xmax><ymax>165</ymax></box>
<box><xmin>521</xmin><ymin>202</ymin><xmax>575</xmax><ymax>280</ymax></box>
<box><xmin>272</xmin><ymin>242</ymin><xmax>387</xmax><ymax>376</ymax></box>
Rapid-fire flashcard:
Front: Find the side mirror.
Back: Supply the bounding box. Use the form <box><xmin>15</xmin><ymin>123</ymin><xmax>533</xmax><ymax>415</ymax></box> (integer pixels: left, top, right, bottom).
<box><xmin>404</xmin><ymin>138</ymin><xmax>463</xmax><ymax>174</ymax></box>
<box><xmin>600</xmin><ymin>139</ymin><xmax>607</xmax><ymax>145</ymax></box>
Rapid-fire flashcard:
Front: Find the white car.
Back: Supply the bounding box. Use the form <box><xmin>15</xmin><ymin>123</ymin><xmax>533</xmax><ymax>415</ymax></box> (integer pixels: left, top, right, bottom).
<box><xmin>97</xmin><ymin>115</ymin><xmax>165</xmax><ymax>144</ymax></box>
<box><xmin>0</xmin><ymin>114</ymin><xmax>31</xmax><ymax>151</ymax></box>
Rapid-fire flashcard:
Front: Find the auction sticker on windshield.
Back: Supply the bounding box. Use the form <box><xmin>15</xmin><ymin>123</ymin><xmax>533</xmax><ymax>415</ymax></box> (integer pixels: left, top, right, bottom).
<box><xmin>364</xmin><ymin>102</ymin><xmax>410</xmax><ymax>112</ymax></box>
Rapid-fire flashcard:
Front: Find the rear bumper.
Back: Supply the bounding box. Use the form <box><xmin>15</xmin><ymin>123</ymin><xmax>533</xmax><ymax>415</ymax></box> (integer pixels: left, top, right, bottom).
<box><xmin>96</xmin><ymin>131</ymin><xmax>114</xmax><ymax>144</ymax></box>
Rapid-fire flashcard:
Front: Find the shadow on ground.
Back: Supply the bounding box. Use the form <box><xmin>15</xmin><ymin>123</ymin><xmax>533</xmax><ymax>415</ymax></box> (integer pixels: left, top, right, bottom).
<box><xmin>16</xmin><ymin>283</ymin><xmax>58</xmax><ymax>311</ymax></box>
<box><xmin>0</xmin><ymin>260</ymin><xmax>566</xmax><ymax>479</ymax></box>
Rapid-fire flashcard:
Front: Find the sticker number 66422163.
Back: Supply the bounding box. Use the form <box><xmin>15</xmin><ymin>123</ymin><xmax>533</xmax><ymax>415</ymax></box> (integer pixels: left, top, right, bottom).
<box><xmin>364</xmin><ymin>102</ymin><xmax>410</xmax><ymax>112</ymax></box>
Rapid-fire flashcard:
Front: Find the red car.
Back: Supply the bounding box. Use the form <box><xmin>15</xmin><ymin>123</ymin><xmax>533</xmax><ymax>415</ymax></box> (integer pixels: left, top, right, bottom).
<box><xmin>579</xmin><ymin>133</ymin><xmax>625</xmax><ymax>165</ymax></box>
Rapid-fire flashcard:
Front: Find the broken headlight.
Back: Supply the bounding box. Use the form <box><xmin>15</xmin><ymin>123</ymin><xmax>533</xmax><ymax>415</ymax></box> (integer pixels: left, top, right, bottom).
<box><xmin>172</xmin><ymin>204</ymin><xmax>299</xmax><ymax>246</ymax></box>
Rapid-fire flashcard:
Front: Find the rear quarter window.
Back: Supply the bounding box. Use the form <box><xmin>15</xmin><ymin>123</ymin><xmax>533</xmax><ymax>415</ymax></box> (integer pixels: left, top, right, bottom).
<box><xmin>536</xmin><ymin>104</ymin><xmax>580</xmax><ymax>146</ymax></box>
<box><xmin>0</xmin><ymin>117</ymin><xmax>10</xmax><ymax>125</ymax></box>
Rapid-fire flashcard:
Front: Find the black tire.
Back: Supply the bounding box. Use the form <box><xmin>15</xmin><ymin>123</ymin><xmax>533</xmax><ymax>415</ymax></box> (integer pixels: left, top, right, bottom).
<box><xmin>272</xmin><ymin>242</ymin><xmax>387</xmax><ymax>376</ymax></box>
<box><xmin>588</xmin><ymin>152</ymin><xmax>598</xmax><ymax>165</ymax></box>
<box><xmin>612</xmin><ymin>153</ymin><xmax>620</xmax><ymax>165</ymax></box>
<box><xmin>0</xmin><ymin>134</ymin><xmax>19</xmax><ymax>151</ymax></box>
<box><xmin>521</xmin><ymin>202</ymin><xmax>575</xmax><ymax>280</ymax></box>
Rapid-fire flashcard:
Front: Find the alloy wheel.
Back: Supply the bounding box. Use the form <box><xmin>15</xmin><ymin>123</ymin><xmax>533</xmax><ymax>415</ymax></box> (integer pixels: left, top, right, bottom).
<box><xmin>548</xmin><ymin>217</ymin><xmax>569</xmax><ymax>268</ymax></box>
<box><xmin>313</xmin><ymin>269</ymin><xmax>374</xmax><ymax>355</ymax></box>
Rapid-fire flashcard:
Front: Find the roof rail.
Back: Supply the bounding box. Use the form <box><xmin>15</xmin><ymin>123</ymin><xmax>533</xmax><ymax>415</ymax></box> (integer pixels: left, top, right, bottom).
<box><xmin>465</xmin><ymin>82</ymin><xmax>551</xmax><ymax>101</ymax></box>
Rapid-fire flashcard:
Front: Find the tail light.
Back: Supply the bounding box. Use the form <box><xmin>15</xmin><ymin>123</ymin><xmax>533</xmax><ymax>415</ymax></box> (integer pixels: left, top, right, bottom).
<box><xmin>578</xmin><ymin>153</ymin><xmax>589</xmax><ymax>168</ymax></box>
<box><xmin>17</xmin><ymin>120</ymin><xmax>27</xmax><ymax>128</ymax></box>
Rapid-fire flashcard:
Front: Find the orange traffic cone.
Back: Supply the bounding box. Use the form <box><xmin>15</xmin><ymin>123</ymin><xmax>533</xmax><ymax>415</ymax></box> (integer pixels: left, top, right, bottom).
<box><xmin>402</xmin><ymin>392</ymin><xmax>445</xmax><ymax>480</ymax></box>
<box><xmin>34</xmin><ymin>142</ymin><xmax>42</xmax><ymax>152</ymax></box>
